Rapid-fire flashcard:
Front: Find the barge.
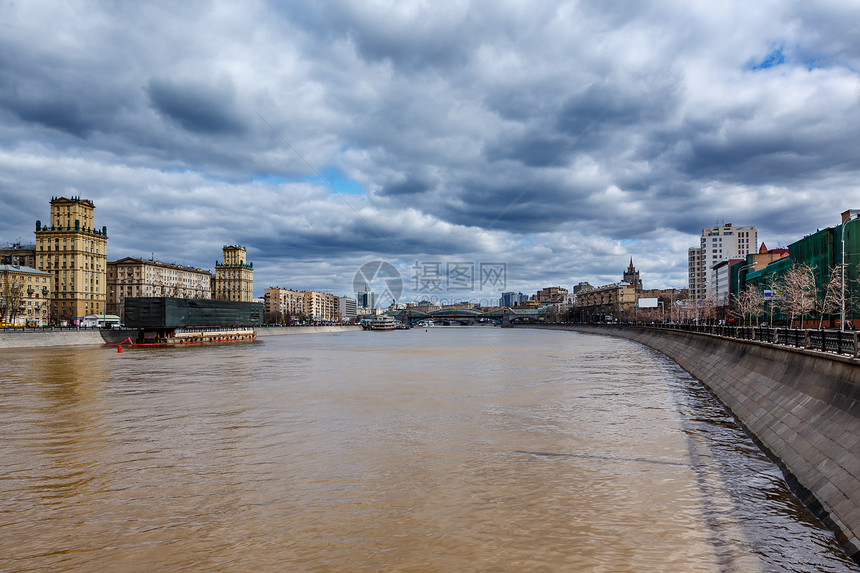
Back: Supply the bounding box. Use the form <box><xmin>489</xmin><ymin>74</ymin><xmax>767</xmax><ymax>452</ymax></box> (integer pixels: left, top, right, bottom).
<box><xmin>123</xmin><ymin>297</ymin><xmax>263</xmax><ymax>345</ymax></box>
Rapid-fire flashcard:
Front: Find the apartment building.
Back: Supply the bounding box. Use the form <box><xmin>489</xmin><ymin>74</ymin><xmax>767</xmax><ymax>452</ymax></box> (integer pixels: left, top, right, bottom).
<box><xmin>0</xmin><ymin>243</ymin><xmax>36</xmax><ymax>267</ymax></box>
<box><xmin>574</xmin><ymin>282</ymin><xmax>637</xmax><ymax>316</ymax></box>
<box><xmin>303</xmin><ymin>290</ymin><xmax>339</xmax><ymax>323</ymax></box>
<box><xmin>107</xmin><ymin>257</ymin><xmax>212</xmax><ymax>316</ymax></box>
<box><xmin>0</xmin><ymin>264</ymin><xmax>53</xmax><ymax>326</ymax></box>
<box><xmin>34</xmin><ymin>196</ymin><xmax>108</xmax><ymax>320</ymax></box>
<box><xmin>214</xmin><ymin>245</ymin><xmax>254</xmax><ymax>302</ymax></box>
<box><xmin>688</xmin><ymin>223</ymin><xmax>757</xmax><ymax>300</ymax></box>
<box><xmin>264</xmin><ymin>287</ymin><xmax>305</xmax><ymax>323</ymax></box>
<box><xmin>536</xmin><ymin>286</ymin><xmax>569</xmax><ymax>304</ymax></box>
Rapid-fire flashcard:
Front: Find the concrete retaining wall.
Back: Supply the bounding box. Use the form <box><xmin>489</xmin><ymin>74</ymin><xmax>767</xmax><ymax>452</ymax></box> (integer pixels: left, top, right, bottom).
<box><xmin>255</xmin><ymin>325</ymin><xmax>361</xmax><ymax>336</ymax></box>
<box><xmin>550</xmin><ymin>324</ymin><xmax>860</xmax><ymax>560</ymax></box>
<box><xmin>0</xmin><ymin>329</ymin><xmax>107</xmax><ymax>348</ymax></box>
<box><xmin>0</xmin><ymin>325</ymin><xmax>362</xmax><ymax>348</ymax></box>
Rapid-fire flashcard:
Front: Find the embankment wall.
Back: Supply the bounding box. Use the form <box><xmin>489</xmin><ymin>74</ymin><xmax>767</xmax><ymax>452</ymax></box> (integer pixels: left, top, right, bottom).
<box><xmin>548</xmin><ymin>324</ymin><xmax>860</xmax><ymax>560</ymax></box>
<box><xmin>255</xmin><ymin>325</ymin><xmax>361</xmax><ymax>336</ymax></box>
<box><xmin>0</xmin><ymin>325</ymin><xmax>361</xmax><ymax>348</ymax></box>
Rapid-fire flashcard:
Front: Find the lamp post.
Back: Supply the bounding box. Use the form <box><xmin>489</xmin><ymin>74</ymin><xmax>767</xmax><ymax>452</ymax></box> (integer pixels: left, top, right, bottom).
<box><xmin>735</xmin><ymin>263</ymin><xmax>754</xmax><ymax>325</ymax></box>
<box><xmin>841</xmin><ymin>216</ymin><xmax>860</xmax><ymax>331</ymax></box>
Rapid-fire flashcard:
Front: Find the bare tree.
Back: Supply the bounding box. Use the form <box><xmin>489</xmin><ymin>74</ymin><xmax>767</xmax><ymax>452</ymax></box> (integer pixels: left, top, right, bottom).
<box><xmin>817</xmin><ymin>264</ymin><xmax>843</xmax><ymax>329</ymax></box>
<box><xmin>0</xmin><ymin>269</ymin><xmax>24</xmax><ymax>325</ymax></box>
<box><xmin>777</xmin><ymin>263</ymin><xmax>817</xmax><ymax>328</ymax></box>
<box><xmin>732</xmin><ymin>286</ymin><xmax>764</xmax><ymax>326</ymax></box>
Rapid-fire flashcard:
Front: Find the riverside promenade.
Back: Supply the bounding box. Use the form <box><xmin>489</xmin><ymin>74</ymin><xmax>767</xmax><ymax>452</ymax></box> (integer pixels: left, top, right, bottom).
<box><xmin>0</xmin><ymin>325</ymin><xmax>361</xmax><ymax>349</ymax></box>
<box><xmin>538</xmin><ymin>323</ymin><xmax>860</xmax><ymax>563</ymax></box>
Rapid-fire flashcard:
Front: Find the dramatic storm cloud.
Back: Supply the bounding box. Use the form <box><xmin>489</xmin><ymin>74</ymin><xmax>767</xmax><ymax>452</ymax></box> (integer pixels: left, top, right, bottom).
<box><xmin>2</xmin><ymin>0</ymin><xmax>860</xmax><ymax>301</ymax></box>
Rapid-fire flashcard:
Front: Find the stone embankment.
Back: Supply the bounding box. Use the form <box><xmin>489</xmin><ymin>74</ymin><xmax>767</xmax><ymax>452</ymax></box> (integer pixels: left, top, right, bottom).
<box><xmin>0</xmin><ymin>325</ymin><xmax>361</xmax><ymax>349</ymax></box>
<box><xmin>544</xmin><ymin>324</ymin><xmax>860</xmax><ymax>562</ymax></box>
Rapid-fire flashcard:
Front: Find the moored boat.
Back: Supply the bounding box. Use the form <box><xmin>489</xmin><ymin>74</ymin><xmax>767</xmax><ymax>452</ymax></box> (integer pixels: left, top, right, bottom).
<box><xmin>361</xmin><ymin>316</ymin><xmax>397</xmax><ymax>331</ymax></box>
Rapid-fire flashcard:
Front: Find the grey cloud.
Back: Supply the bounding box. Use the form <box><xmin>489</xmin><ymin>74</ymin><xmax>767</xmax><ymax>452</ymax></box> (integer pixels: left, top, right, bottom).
<box><xmin>145</xmin><ymin>78</ymin><xmax>246</xmax><ymax>135</ymax></box>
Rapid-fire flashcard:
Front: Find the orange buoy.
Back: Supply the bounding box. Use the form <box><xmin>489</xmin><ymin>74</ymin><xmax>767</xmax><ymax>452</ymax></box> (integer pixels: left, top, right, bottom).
<box><xmin>117</xmin><ymin>345</ymin><xmax>123</xmax><ymax>353</ymax></box>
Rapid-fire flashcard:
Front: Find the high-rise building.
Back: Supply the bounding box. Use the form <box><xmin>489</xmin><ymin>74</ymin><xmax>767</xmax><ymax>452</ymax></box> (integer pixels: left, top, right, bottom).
<box><xmin>356</xmin><ymin>287</ymin><xmax>376</xmax><ymax>310</ymax></box>
<box><xmin>499</xmin><ymin>291</ymin><xmax>529</xmax><ymax>307</ymax></box>
<box><xmin>688</xmin><ymin>223</ymin><xmax>757</xmax><ymax>300</ymax></box>
<box><xmin>35</xmin><ymin>196</ymin><xmax>108</xmax><ymax>321</ymax></box>
<box><xmin>214</xmin><ymin>245</ymin><xmax>254</xmax><ymax>301</ymax></box>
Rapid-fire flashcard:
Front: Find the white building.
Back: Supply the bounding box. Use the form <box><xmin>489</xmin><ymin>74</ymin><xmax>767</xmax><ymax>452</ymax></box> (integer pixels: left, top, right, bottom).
<box><xmin>712</xmin><ymin>259</ymin><xmax>744</xmax><ymax>306</ymax></box>
<box><xmin>688</xmin><ymin>224</ymin><xmax>756</xmax><ymax>300</ymax></box>
<box><xmin>338</xmin><ymin>296</ymin><xmax>357</xmax><ymax>322</ymax></box>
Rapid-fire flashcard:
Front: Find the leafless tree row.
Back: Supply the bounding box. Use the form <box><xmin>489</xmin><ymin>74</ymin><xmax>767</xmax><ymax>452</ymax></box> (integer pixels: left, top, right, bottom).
<box><xmin>733</xmin><ymin>262</ymin><xmax>857</xmax><ymax>328</ymax></box>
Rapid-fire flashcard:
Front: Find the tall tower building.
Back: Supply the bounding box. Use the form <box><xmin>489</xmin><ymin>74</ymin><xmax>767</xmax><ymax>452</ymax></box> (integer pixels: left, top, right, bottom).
<box><xmin>214</xmin><ymin>245</ymin><xmax>254</xmax><ymax>301</ymax></box>
<box><xmin>622</xmin><ymin>258</ymin><xmax>643</xmax><ymax>290</ymax></box>
<box><xmin>688</xmin><ymin>223</ymin><xmax>757</xmax><ymax>300</ymax></box>
<box><xmin>35</xmin><ymin>196</ymin><xmax>108</xmax><ymax>321</ymax></box>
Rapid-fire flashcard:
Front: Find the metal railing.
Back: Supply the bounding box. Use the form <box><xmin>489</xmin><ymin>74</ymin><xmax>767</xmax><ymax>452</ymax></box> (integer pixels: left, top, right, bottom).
<box><xmin>589</xmin><ymin>322</ymin><xmax>860</xmax><ymax>358</ymax></box>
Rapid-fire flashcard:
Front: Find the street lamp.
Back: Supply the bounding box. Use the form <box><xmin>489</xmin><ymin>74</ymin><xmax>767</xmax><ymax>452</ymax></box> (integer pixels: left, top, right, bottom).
<box><xmin>841</xmin><ymin>215</ymin><xmax>860</xmax><ymax>331</ymax></box>
<box><xmin>735</xmin><ymin>263</ymin><xmax>754</xmax><ymax>325</ymax></box>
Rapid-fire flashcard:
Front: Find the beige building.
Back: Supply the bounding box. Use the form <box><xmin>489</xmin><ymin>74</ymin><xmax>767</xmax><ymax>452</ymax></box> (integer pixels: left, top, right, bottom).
<box><xmin>575</xmin><ymin>282</ymin><xmax>637</xmax><ymax>316</ymax></box>
<box><xmin>303</xmin><ymin>290</ymin><xmax>339</xmax><ymax>323</ymax></box>
<box><xmin>0</xmin><ymin>243</ymin><xmax>36</xmax><ymax>267</ymax></box>
<box><xmin>214</xmin><ymin>245</ymin><xmax>254</xmax><ymax>302</ymax></box>
<box><xmin>35</xmin><ymin>196</ymin><xmax>108</xmax><ymax>321</ymax></box>
<box><xmin>264</xmin><ymin>287</ymin><xmax>305</xmax><ymax>323</ymax></box>
<box><xmin>536</xmin><ymin>286</ymin><xmax>569</xmax><ymax>304</ymax></box>
<box><xmin>0</xmin><ymin>264</ymin><xmax>53</xmax><ymax>326</ymax></box>
<box><xmin>107</xmin><ymin>257</ymin><xmax>213</xmax><ymax>317</ymax></box>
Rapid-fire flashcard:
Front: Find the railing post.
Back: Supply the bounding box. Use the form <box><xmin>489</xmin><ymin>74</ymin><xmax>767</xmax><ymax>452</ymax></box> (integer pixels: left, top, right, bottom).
<box><xmin>804</xmin><ymin>329</ymin><xmax>811</xmax><ymax>349</ymax></box>
<box><xmin>854</xmin><ymin>332</ymin><xmax>860</xmax><ymax>358</ymax></box>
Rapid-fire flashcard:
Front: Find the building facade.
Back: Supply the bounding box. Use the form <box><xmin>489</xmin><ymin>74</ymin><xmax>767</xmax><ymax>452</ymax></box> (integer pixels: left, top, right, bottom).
<box><xmin>303</xmin><ymin>290</ymin><xmax>339</xmax><ymax>323</ymax></box>
<box><xmin>35</xmin><ymin>196</ymin><xmax>108</xmax><ymax>321</ymax></box>
<box><xmin>214</xmin><ymin>245</ymin><xmax>254</xmax><ymax>302</ymax></box>
<box><xmin>0</xmin><ymin>243</ymin><xmax>36</xmax><ymax>267</ymax></box>
<box><xmin>338</xmin><ymin>296</ymin><xmax>357</xmax><ymax>322</ymax></box>
<box><xmin>688</xmin><ymin>247</ymin><xmax>704</xmax><ymax>300</ymax></box>
<box><xmin>263</xmin><ymin>287</ymin><xmax>305</xmax><ymax>323</ymax></box>
<box><xmin>574</xmin><ymin>282</ymin><xmax>637</xmax><ymax>318</ymax></box>
<box><xmin>536</xmin><ymin>286</ymin><xmax>569</xmax><ymax>304</ymax></box>
<box><xmin>0</xmin><ymin>264</ymin><xmax>53</xmax><ymax>326</ymax></box>
<box><xmin>499</xmin><ymin>291</ymin><xmax>529</xmax><ymax>307</ymax></box>
<box><xmin>712</xmin><ymin>259</ymin><xmax>745</xmax><ymax>306</ymax></box>
<box><xmin>688</xmin><ymin>223</ymin><xmax>757</xmax><ymax>300</ymax></box>
<box><xmin>107</xmin><ymin>257</ymin><xmax>212</xmax><ymax>317</ymax></box>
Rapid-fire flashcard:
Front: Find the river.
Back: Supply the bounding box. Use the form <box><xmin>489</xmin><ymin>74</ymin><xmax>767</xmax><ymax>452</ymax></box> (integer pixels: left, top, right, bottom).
<box><xmin>0</xmin><ymin>327</ymin><xmax>856</xmax><ymax>571</ymax></box>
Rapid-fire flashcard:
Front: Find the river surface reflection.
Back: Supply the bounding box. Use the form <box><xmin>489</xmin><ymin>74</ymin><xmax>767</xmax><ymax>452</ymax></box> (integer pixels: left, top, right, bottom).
<box><xmin>0</xmin><ymin>327</ymin><xmax>856</xmax><ymax>571</ymax></box>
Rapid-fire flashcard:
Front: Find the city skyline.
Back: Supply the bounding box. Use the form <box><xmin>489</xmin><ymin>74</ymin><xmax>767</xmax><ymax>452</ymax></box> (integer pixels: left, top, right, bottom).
<box><xmin>2</xmin><ymin>2</ymin><xmax>860</xmax><ymax>298</ymax></box>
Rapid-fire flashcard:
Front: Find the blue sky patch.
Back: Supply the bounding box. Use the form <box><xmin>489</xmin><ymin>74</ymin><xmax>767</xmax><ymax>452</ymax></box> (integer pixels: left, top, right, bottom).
<box><xmin>751</xmin><ymin>46</ymin><xmax>785</xmax><ymax>70</ymax></box>
<box><xmin>305</xmin><ymin>167</ymin><xmax>365</xmax><ymax>195</ymax></box>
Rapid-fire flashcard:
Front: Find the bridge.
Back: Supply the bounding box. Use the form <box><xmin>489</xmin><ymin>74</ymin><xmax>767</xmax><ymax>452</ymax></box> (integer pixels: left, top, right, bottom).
<box><xmin>384</xmin><ymin>306</ymin><xmax>552</xmax><ymax>326</ymax></box>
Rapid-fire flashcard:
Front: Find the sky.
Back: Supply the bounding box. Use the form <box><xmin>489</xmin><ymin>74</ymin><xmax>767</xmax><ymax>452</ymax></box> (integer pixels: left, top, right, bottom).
<box><xmin>2</xmin><ymin>0</ymin><xmax>860</xmax><ymax>305</ymax></box>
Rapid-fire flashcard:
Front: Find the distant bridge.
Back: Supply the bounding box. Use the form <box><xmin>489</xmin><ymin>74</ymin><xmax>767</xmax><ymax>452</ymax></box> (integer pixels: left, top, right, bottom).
<box><xmin>385</xmin><ymin>306</ymin><xmax>552</xmax><ymax>326</ymax></box>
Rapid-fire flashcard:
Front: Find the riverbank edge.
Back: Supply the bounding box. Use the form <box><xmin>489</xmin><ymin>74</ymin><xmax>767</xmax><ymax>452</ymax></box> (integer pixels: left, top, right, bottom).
<box><xmin>532</xmin><ymin>324</ymin><xmax>860</xmax><ymax>563</ymax></box>
<box><xmin>0</xmin><ymin>325</ymin><xmax>362</xmax><ymax>349</ymax></box>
